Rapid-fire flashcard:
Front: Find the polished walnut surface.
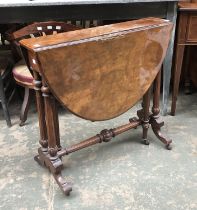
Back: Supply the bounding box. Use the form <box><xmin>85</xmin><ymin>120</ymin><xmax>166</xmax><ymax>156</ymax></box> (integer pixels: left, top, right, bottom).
<box><xmin>20</xmin><ymin>18</ymin><xmax>173</xmax><ymax>121</ymax></box>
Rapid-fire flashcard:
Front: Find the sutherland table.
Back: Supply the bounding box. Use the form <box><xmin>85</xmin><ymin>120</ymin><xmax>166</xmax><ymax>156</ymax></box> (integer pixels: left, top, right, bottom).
<box><xmin>0</xmin><ymin>0</ymin><xmax>178</xmax><ymax>115</ymax></box>
<box><xmin>20</xmin><ymin>18</ymin><xmax>173</xmax><ymax>196</ymax></box>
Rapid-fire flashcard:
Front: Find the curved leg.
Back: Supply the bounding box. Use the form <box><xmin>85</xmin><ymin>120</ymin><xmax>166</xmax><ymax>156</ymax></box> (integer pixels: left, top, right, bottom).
<box><xmin>34</xmin><ymin>148</ymin><xmax>72</xmax><ymax>196</ymax></box>
<box><xmin>151</xmin><ymin>118</ymin><xmax>172</xmax><ymax>150</ymax></box>
<box><xmin>151</xmin><ymin>70</ymin><xmax>172</xmax><ymax>150</ymax></box>
<box><xmin>19</xmin><ymin>87</ymin><xmax>31</xmax><ymax>126</ymax></box>
<box><xmin>54</xmin><ymin>173</ymin><xmax>72</xmax><ymax>196</ymax></box>
<box><xmin>171</xmin><ymin>44</ymin><xmax>185</xmax><ymax>116</ymax></box>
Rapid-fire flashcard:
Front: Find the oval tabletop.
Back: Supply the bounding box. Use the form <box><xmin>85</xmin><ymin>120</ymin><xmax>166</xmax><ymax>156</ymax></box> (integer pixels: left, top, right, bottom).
<box><xmin>23</xmin><ymin>18</ymin><xmax>173</xmax><ymax>121</ymax></box>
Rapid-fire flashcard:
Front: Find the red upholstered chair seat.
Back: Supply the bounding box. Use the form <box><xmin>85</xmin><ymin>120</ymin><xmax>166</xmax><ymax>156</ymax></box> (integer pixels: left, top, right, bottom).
<box><xmin>12</xmin><ymin>60</ymin><xmax>33</xmax><ymax>87</ymax></box>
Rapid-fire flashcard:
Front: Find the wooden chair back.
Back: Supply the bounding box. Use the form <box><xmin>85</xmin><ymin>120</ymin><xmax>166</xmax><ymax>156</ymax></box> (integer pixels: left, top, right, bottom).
<box><xmin>8</xmin><ymin>21</ymin><xmax>81</xmax><ymax>67</ymax></box>
<box><xmin>12</xmin><ymin>21</ymin><xmax>81</xmax><ymax>42</ymax></box>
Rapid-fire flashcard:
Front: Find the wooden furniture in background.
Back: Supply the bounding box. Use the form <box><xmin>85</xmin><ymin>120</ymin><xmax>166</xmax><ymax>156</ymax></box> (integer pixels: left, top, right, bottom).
<box><xmin>189</xmin><ymin>46</ymin><xmax>197</xmax><ymax>88</ymax></box>
<box><xmin>0</xmin><ymin>50</ymin><xmax>14</xmax><ymax>127</ymax></box>
<box><xmin>171</xmin><ymin>1</ymin><xmax>197</xmax><ymax>115</ymax></box>
<box><xmin>10</xmin><ymin>21</ymin><xmax>81</xmax><ymax>126</ymax></box>
<box><xmin>0</xmin><ymin>24</ymin><xmax>17</xmax><ymax>127</ymax></box>
<box><xmin>20</xmin><ymin>18</ymin><xmax>173</xmax><ymax>196</ymax></box>
<box><xmin>0</xmin><ymin>0</ymin><xmax>178</xmax><ymax>116</ymax></box>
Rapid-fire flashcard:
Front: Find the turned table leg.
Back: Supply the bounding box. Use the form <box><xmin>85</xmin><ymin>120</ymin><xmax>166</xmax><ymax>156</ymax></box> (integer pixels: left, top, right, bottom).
<box><xmin>53</xmin><ymin>99</ymin><xmax>61</xmax><ymax>150</ymax></box>
<box><xmin>42</xmin><ymin>81</ymin><xmax>59</xmax><ymax>159</ymax></box>
<box><xmin>150</xmin><ymin>70</ymin><xmax>172</xmax><ymax>150</ymax></box>
<box><xmin>33</xmin><ymin>71</ymin><xmax>48</xmax><ymax>166</ymax></box>
<box><xmin>41</xmin><ymin>80</ymin><xmax>72</xmax><ymax>196</ymax></box>
<box><xmin>142</xmin><ymin>88</ymin><xmax>151</xmax><ymax>145</ymax></box>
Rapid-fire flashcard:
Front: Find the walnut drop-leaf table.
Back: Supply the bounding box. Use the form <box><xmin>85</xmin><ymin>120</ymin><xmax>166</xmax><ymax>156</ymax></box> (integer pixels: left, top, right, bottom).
<box><xmin>20</xmin><ymin>17</ymin><xmax>173</xmax><ymax>196</ymax></box>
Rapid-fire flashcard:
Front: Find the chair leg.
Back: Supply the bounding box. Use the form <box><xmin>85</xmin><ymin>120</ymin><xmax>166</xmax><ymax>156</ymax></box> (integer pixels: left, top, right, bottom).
<box><xmin>1</xmin><ymin>101</ymin><xmax>11</xmax><ymax>127</ymax></box>
<box><xmin>171</xmin><ymin>44</ymin><xmax>185</xmax><ymax>116</ymax></box>
<box><xmin>0</xmin><ymin>75</ymin><xmax>11</xmax><ymax>127</ymax></box>
<box><xmin>19</xmin><ymin>87</ymin><xmax>31</xmax><ymax>126</ymax></box>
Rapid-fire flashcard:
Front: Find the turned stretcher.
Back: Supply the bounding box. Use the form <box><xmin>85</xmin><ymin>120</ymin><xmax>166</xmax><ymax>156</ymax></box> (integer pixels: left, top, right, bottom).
<box><xmin>20</xmin><ymin>18</ymin><xmax>173</xmax><ymax>196</ymax></box>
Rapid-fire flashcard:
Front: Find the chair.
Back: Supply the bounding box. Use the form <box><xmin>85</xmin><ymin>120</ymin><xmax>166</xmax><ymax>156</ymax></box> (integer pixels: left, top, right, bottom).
<box><xmin>171</xmin><ymin>0</ymin><xmax>197</xmax><ymax>115</ymax></box>
<box><xmin>10</xmin><ymin>21</ymin><xmax>81</xmax><ymax>126</ymax></box>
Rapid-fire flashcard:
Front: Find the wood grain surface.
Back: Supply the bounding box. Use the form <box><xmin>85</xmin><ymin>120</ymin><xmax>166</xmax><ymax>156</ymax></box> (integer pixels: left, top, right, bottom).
<box><xmin>179</xmin><ymin>2</ymin><xmax>197</xmax><ymax>10</ymax></box>
<box><xmin>21</xmin><ymin>18</ymin><xmax>173</xmax><ymax>121</ymax></box>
